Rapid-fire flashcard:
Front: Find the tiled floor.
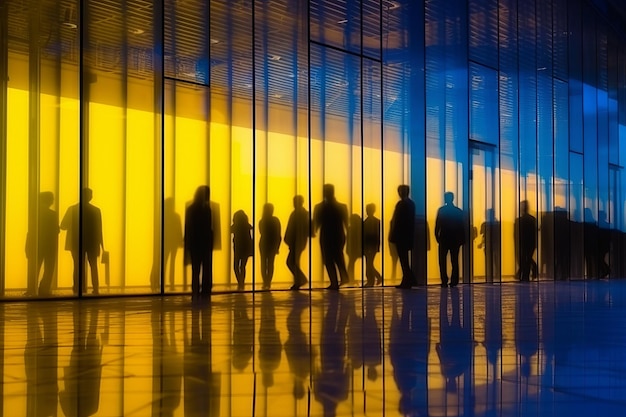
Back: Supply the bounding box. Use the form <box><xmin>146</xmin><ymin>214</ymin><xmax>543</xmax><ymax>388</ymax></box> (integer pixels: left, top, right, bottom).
<box><xmin>3</xmin><ymin>280</ymin><xmax>626</xmax><ymax>416</ymax></box>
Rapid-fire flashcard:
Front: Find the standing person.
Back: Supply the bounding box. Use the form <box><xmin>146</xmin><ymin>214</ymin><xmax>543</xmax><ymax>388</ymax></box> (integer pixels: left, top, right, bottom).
<box><xmin>313</xmin><ymin>184</ymin><xmax>349</xmax><ymax>290</ymax></box>
<box><xmin>434</xmin><ymin>191</ymin><xmax>465</xmax><ymax>288</ymax></box>
<box><xmin>258</xmin><ymin>203</ymin><xmax>282</xmax><ymax>290</ymax></box>
<box><xmin>61</xmin><ymin>188</ymin><xmax>104</xmax><ymax>295</ymax></box>
<box><xmin>514</xmin><ymin>200</ymin><xmax>537</xmax><ymax>282</ymax></box>
<box><xmin>389</xmin><ymin>185</ymin><xmax>416</xmax><ymax>289</ymax></box>
<box><xmin>478</xmin><ymin>208</ymin><xmax>501</xmax><ymax>283</ymax></box>
<box><xmin>231</xmin><ymin>210</ymin><xmax>253</xmax><ymax>290</ymax></box>
<box><xmin>184</xmin><ymin>186</ymin><xmax>213</xmax><ymax>297</ymax></box>
<box><xmin>363</xmin><ymin>203</ymin><xmax>382</xmax><ymax>287</ymax></box>
<box><xmin>26</xmin><ymin>191</ymin><xmax>59</xmax><ymax>296</ymax></box>
<box><xmin>284</xmin><ymin>195</ymin><xmax>311</xmax><ymax>290</ymax></box>
<box><xmin>164</xmin><ymin>197</ymin><xmax>183</xmax><ymax>291</ymax></box>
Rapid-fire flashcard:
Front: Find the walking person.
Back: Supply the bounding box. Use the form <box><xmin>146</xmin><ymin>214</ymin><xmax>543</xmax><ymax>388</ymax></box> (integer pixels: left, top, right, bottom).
<box><xmin>389</xmin><ymin>185</ymin><xmax>416</xmax><ymax>289</ymax></box>
<box><xmin>313</xmin><ymin>184</ymin><xmax>349</xmax><ymax>290</ymax></box>
<box><xmin>285</xmin><ymin>195</ymin><xmax>311</xmax><ymax>290</ymax></box>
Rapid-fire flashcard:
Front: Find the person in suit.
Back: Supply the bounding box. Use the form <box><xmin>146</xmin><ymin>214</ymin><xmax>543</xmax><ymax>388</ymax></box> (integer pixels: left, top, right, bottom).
<box><xmin>284</xmin><ymin>195</ymin><xmax>311</xmax><ymax>290</ymax></box>
<box><xmin>435</xmin><ymin>192</ymin><xmax>465</xmax><ymax>288</ymax></box>
<box><xmin>363</xmin><ymin>203</ymin><xmax>382</xmax><ymax>287</ymax></box>
<box><xmin>60</xmin><ymin>188</ymin><xmax>104</xmax><ymax>295</ymax></box>
<box><xmin>25</xmin><ymin>191</ymin><xmax>59</xmax><ymax>296</ymax></box>
<box><xmin>184</xmin><ymin>186</ymin><xmax>214</xmax><ymax>297</ymax></box>
<box><xmin>389</xmin><ymin>185</ymin><xmax>416</xmax><ymax>289</ymax></box>
<box><xmin>478</xmin><ymin>208</ymin><xmax>501</xmax><ymax>283</ymax></box>
<box><xmin>514</xmin><ymin>200</ymin><xmax>537</xmax><ymax>282</ymax></box>
<box><xmin>313</xmin><ymin>184</ymin><xmax>349</xmax><ymax>290</ymax></box>
<box><xmin>258</xmin><ymin>203</ymin><xmax>282</xmax><ymax>290</ymax></box>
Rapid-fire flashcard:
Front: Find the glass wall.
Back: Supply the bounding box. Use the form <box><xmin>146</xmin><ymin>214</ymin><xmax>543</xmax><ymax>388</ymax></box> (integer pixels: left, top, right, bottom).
<box><xmin>2</xmin><ymin>0</ymin><xmax>626</xmax><ymax>298</ymax></box>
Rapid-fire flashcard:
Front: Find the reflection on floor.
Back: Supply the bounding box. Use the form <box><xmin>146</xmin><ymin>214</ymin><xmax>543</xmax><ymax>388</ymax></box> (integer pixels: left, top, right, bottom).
<box><xmin>5</xmin><ymin>281</ymin><xmax>626</xmax><ymax>416</ymax></box>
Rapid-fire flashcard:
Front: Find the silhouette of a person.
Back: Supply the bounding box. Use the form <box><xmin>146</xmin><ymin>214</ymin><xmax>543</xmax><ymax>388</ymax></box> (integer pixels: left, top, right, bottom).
<box><xmin>184</xmin><ymin>307</ymin><xmax>220</xmax><ymax>417</ymax></box>
<box><xmin>258</xmin><ymin>203</ymin><xmax>282</xmax><ymax>290</ymax></box>
<box><xmin>363</xmin><ymin>203</ymin><xmax>382</xmax><ymax>287</ymax></box>
<box><xmin>184</xmin><ymin>186</ymin><xmax>213</xmax><ymax>297</ymax></box>
<box><xmin>478</xmin><ymin>208</ymin><xmax>501</xmax><ymax>283</ymax></box>
<box><xmin>346</xmin><ymin>213</ymin><xmax>362</xmax><ymax>284</ymax></box>
<box><xmin>515</xmin><ymin>200</ymin><xmax>537</xmax><ymax>282</ymax></box>
<box><xmin>232</xmin><ymin>293</ymin><xmax>254</xmax><ymax>371</ymax></box>
<box><xmin>151</xmin><ymin>307</ymin><xmax>182</xmax><ymax>416</ymax></box>
<box><xmin>597</xmin><ymin>210</ymin><xmax>611</xmax><ymax>279</ymax></box>
<box><xmin>284</xmin><ymin>195</ymin><xmax>311</xmax><ymax>290</ymax></box>
<box><xmin>259</xmin><ymin>293</ymin><xmax>282</xmax><ymax>389</ymax></box>
<box><xmin>314</xmin><ymin>293</ymin><xmax>350</xmax><ymax>416</ymax></box>
<box><xmin>389</xmin><ymin>185</ymin><xmax>416</xmax><ymax>288</ymax></box>
<box><xmin>435</xmin><ymin>191</ymin><xmax>465</xmax><ymax>287</ymax></box>
<box><xmin>25</xmin><ymin>191</ymin><xmax>59</xmax><ymax>296</ymax></box>
<box><xmin>25</xmin><ymin>305</ymin><xmax>58</xmax><ymax>415</ymax></box>
<box><xmin>313</xmin><ymin>184</ymin><xmax>349</xmax><ymax>290</ymax></box>
<box><xmin>164</xmin><ymin>197</ymin><xmax>183</xmax><ymax>291</ymax></box>
<box><xmin>436</xmin><ymin>287</ymin><xmax>473</xmax><ymax>394</ymax></box>
<box><xmin>60</xmin><ymin>188</ymin><xmax>104</xmax><ymax>295</ymax></box>
<box><xmin>59</xmin><ymin>304</ymin><xmax>103</xmax><ymax>416</ymax></box>
<box><xmin>515</xmin><ymin>284</ymin><xmax>538</xmax><ymax>381</ymax></box>
<box><xmin>390</xmin><ymin>290</ymin><xmax>429</xmax><ymax>416</ymax></box>
<box><xmin>284</xmin><ymin>292</ymin><xmax>312</xmax><ymax>399</ymax></box>
<box><xmin>362</xmin><ymin>291</ymin><xmax>382</xmax><ymax>381</ymax></box>
<box><xmin>231</xmin><ymin>210</ymin><xmax>253</xmax><ymax>290</ymax></box>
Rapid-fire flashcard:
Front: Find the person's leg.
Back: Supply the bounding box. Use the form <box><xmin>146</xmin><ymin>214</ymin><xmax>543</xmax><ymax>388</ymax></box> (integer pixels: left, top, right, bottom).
<box><xmin>449</xmin><ymin>245</ymin><xmax>460</xmax><ymax>287</ymax></box>
<box><xmin>191</xmin><ymin>255</ymin><xmax>201</xmax><ymax>295</ymax></box>
<box><xmin>260</xmin><ymin>252</ymin><xmax>268</xmax><ymax>287</ymax></box>
<box><xmin>438</xmin><ymin>245</ymin><xmax>449</xmax><ymax>287</ymax></box>
<box><xmin>38</xmin><ymin>251</ymin><xmax>56</xmax><ymax>295</ymax></box>
<box><xmin>267</xmin><ymin>254</ymin><xmax>276</xmax><ymax>287</ymax></box>
<box><xmin>201</xmin><ymin>251</ymin><xmax>213</xmax><ymax>294</ymax></box>
<box><xmin>335</xmin><ymin>248</ymin><xmax>349</xmax><ymax>285</ymax></box>
<box><xmin>294</xmin><ymin>248</ymin><xmax>308</xmax><ymax>286</ymax></box>
<box><xmin>364</xmin><ymin>252</ymin><xmax>374</xmax><ymax>286</ymax></box>
<box><xmin>87</xmin><ymin>252</ymin><xmax>99</xmax><ymax>294</ymax></box>
<box><xmin>71</xmin><ymin>251</ymin><xmax>80</xmax><ymax>294</ymax></box>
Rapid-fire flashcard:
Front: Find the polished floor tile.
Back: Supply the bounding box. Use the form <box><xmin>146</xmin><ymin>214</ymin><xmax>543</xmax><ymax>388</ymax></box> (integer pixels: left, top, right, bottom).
<box><xmin>3</xmin><ymin>280</ymin><xmax>626</xmax><ymax>416</ymax></box>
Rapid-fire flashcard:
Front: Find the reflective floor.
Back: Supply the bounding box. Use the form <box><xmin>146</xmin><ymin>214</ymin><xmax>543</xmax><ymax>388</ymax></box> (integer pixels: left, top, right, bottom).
<box><xmin>3</xmin><ymin>280</ymin><xmax>626</xmax><ymax>416</ymax></box>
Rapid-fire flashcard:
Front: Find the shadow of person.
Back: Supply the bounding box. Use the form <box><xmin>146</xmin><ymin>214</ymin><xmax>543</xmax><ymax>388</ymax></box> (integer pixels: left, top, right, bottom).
<box><xmin>231</xmin><ymin>210</ymin><xmax>253</xmax><ymax>290</ymax></box>
<box><xmin>259</xmin><ymin>203</ymin><xmax>282</xmax><ymax>290</ymax></box>
<box><xmin>285</xmin><ymin>195</ymin><xmax>311</xmax><ymax>290</ymax></box>
<box><xmin>59</xmin><ymin>304</ymin><xmax>103</xmax><ymax>417</ymax></box>
<box><xmin>163</xmin><ymin>197</ymin><xmax>183</xmax><ymax>291</ymax></box>
<box><xmin>151</xmin><ymin>303</ymin><xmax>182</xmax><ymax>417</ymax></box>
<box><xmin>284</xmin><ymin>292</ymin><xmax>313</xmax><ymax>399</ymax></box>
<box><xmin>390</xmin><ymin>185</ymin><xmax>416</xmax><ymax>288</ymax></box>
<box><xmin>436</xmin><ymin>287</ymin><xmax>473</xmax><ymax>394</ymax></box>
<box><xmin>25</xmin><ymin>191</ymin><xmax>59</xmax><ymax>296</ymax></box>
<box><xmin>515</xmin><ymin>283</ymin><xmax>538</xmax><ymax>381</ymax></box>
<box><xmin>363</xmin><ymin>204</ymin><xmax>382</xmax><ymax>287</ymax></box>
<box><xmin>515</xmin><ymin>200</ymin><xmax>537</xmax><ymax>281</ymax></box>
<box><xmin>346</xmin><ymin>213</ymin><xmax>362</xmax><ymax>285</ymax></box>
<box><xmin>232</xmin><ymin>293</ymin><xmax>254</xmax><ymax>372</ymax></box>
<box><xmin>60</xmin><ymin>188</ymin><xmax>104</xmax><ymax>295</ymax></box>
<box><xmin>184</xmin><ymin>306</ymin><xmax>220</xmax><ymax>417</ymax></box>
<box><xmin>184</xmin><ymin>186</ymin><xmax>214</xmax><ymax>297</ymax></box>
<box><xmin>313</xmin><ymin>184</ymin><xmax>349</xmax><ymax>290</ymax></box>
<box><xmin>314</xmin><ymin>293</ymin><xmax>350</xmax><ymax>416</ymax></box>
<box><xmin>259</xmin><ymin>292</ymin><xmax>282</xmax><ymax>391</ymax></box>
<box><xmin>390</xmin><ymin>289</ymin><xmax>429</xmax><ymax>416</ymax></box>
<box><xmin>478</xmin><ymin>208</ymin><xmax>501</xmax><ymax>283</ymax></box>
<box><xmin>24</xmin><ymin>303</ymin><xmax>58</xmax><ymax>415</ymax></box>
<box><xmin>362</xmin><ymin>290</ymin><xmax>382</xmax><ymax>382</ymax></box>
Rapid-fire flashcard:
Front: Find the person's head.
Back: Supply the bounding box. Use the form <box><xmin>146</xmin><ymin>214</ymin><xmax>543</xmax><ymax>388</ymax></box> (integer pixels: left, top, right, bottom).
<box><xmin>39</xmin><ymin>191</ymin><xmax>54</xmax><ymax>208</ymax></box>
<box><xmin>193</xmin><ymin>185</ymin><xmax>210</xmax><ymax>204</ymax></box>
<box><xmin>233</xmin><ymin>209</ymin><xmax>248</xmax><ymax>224</ymax></box>
<box><xmin>262</xmin><ymin>203</ymin><xmax>274</xmax><ymax>217</ymax></box>
<box><xmin>293</xmin><ymin>194</ymin><xmax>304</xmax><ymax>209</ymax></box>
<box><xmin>323</xmin><ymin>184</ymin><xmax>335</xmax><ymax>201</ymax></box>
<box><xmin>82</xmin><ymin>188</ymin><xmax>93</xmax><ymax>202</ymax></box>
<box><xmin>397</xmin><ymin>185</ymin><xmax>410</xmax><ymax>199</ymax></box>
<box><xmin>366</xmin><ymin>203</ymin><xmax>376</xmax><ymax>217</ymax></box>
<box><xmin>520</xmin><ymin>200</ymin><xmax>529</xmax><ymax>215</ymax></box>
<box><xmin>444</xmin><ymin>191</ymin><xmax>454</xmax><ymax>205</ymax></box>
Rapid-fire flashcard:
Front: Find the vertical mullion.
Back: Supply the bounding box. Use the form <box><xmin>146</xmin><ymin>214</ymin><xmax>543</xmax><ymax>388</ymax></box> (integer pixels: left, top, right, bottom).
<box><xmin>0</xmin><ymin>0</ymin><xmax>8</xmax><ymax>296</ymax></box>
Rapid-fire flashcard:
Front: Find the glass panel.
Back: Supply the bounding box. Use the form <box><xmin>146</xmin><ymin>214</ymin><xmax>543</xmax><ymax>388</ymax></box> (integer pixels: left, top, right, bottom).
<box><xmin>310</xmin><ymin>0</ymin><xmax>362</xmax><ymax>55</ymax></box>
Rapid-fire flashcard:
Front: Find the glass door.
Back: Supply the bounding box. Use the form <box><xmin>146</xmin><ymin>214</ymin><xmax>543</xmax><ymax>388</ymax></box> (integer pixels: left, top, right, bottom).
<box><xmin>469</xmin><ymin>142</ymin><xmax>499</xmax><ymax>283</ymax></box>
